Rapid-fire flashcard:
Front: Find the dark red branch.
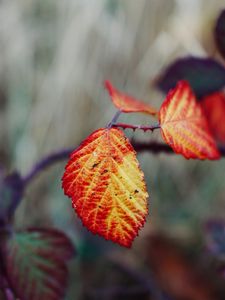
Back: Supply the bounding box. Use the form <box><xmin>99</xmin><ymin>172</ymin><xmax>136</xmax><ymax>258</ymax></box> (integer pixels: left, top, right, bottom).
<box><xmin>22</xmin><ymin>142</ymin><xmax>225</xmax><ymax>187</ymax></box>
<box><xmin>132</xmin><ymin>141</ymin><xmax>174</xmax><ymax>153</ymax></box>
<box><xmin>132</xmin><ymin>141</ymin><xmax>225</xmax><ymax>156</ymax></box>
<box><xmin>113</xmin><ymin>123</ymin><xmax>160</xmax><ymax>132</ymax></box>
<box><xmin>22</xmin><ymin>148</ymin><xmax>74</xmax><ymax>187</ymax></box>
<box><xmin>0</xmin><ymin>249</ymin><xmax>15</xmax><ymax>300</ymax></box>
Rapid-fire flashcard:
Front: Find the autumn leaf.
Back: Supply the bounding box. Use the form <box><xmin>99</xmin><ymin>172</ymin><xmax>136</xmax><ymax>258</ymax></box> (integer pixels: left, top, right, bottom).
<box><xmin>62</xmin><ymin>127</ymin><xmax>148</xmax><ymax>247</ymax></box>
<box><xmin>105</xmin><ymin>80</ymin><xmax>157</xmax><ymax>115</ymax></box>
<box><xmin>3</xmin><ymin>228</ymin><xmax>75</xmax><ymax>300</ymax></box>
<box><xmin>201</xmin><ymin>92</ymin><xmax>225</xmax><ymax>144</ymax></box>
<box><xmin>159</xmin><ymin>81</ymin><xmax>220</xmax><ymax>159</ymax></box>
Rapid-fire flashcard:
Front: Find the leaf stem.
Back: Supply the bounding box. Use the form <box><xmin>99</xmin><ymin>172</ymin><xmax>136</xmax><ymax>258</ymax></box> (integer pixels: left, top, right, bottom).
<box><xmin>112</xmin><ymin>122</ymin><xmax>160</xmax><ymax>132</ymax></box>
<box><xmin>107</xmin><ymin>110</ymin><xmax>122</xmax><ymax>128</ymax></box>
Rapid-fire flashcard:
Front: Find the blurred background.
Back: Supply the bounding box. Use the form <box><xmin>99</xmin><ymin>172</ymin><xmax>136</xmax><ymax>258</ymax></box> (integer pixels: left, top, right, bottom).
<box><xmin>0</xmin><ymin>0</ymin><xmax>225</xmax><ymax>299</ymax></box>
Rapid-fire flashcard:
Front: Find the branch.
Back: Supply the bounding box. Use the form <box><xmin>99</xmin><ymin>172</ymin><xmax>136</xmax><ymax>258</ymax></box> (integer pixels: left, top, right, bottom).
<box><xmin>22</xmin><ymin>142</ymin><xmax>225</xmax><ymax>187</ymax></box>
<box><xmin>0</xmin><ymin>253</ymin><xmax>15</xmax><ymax>300</ymax></box>
<box><xmin>112</xmin><ymin>123</ymin><xmax>160</xmax><ymax>132</ymax></box>
<box><xmin>87</xmin><ymin>259</ymin><xmax>168</xmax><ymax>300</ymax></box>
<box><xmin>107</xmin><ymin>110</ymin><xmax>122</xmax><ymax>128</ymax></box>
<box><xmin>132</xmin><ymin>141</ymin><xmax>174</xmax><ymax>153</ymax></box>
<box><xmin>22</xmin><ymin>148</ymin><xmax>74</xmax><ymax>187</ymax></box>
<box><xmin>132</xmin><ymin>141</ymin><xmax>225</xmax><ymax>156</ymax></box>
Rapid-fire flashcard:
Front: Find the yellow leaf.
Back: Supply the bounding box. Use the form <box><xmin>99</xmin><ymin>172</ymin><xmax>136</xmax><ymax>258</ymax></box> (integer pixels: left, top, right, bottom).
<box><xmin>62</xmin><ymin>128</ymin><xmax>148</xmax><ymax>247</ymax></box>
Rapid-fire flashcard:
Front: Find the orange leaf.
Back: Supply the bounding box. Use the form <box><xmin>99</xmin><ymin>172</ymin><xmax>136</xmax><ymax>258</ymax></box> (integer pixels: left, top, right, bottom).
<box><xmin>105</xmin><ymin>80</ymin><xmax>157</xmax><ymax>115</ymax></box>
<box><xmin>159</xmin><ymin>81</ymin><xmax>220</xmax><ymax>159</ymax></box>
<box><xmin>201</xmin><ymin>92</ymin><xmax>225</xmax><ymax>144</ymax></box>
<box><xmin>62</xmin><ymin>128</ymin><xmax>148</xmax><ymax>247</ymax></box>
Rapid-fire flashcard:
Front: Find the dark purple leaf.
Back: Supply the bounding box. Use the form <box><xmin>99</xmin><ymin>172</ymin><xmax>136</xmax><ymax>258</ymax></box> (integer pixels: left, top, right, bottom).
<box><xmin>0</xmin><ymin>172</ymin><xmax>24</xmax><ymax>225</ymax></box>
<box><xmin>215</xmin><ymin>9</ymin><xmax>225</xmax><ymax>60</ymax></box>
<box><xmin>156</xmin><ymin>57</ymin><xmax>225</xmax><ymax>98</ymax></box>
<box><xmin>2</xmin><ymin>228</ymin><xmax>75</xmax><ymax>300</ymax></box>
<box><xmin>205</xmin><ymin>220</ymin><xmax>225</xmax><ymax>256</ymax></box>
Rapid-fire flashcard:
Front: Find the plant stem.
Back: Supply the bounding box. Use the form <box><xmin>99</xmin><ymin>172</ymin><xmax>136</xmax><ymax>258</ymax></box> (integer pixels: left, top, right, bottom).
<box><xmin>113</xmin><ymin>122</ymin><xmax>160</xmax><ymax>132</ymax></box>
<box><xmin>22</xmin><ymin>143</ymin><xmax>225</xmax><ymax>187</ymax></box>
<box><xmin>22</xmin><ymin>148</ymin><xmax>74</xmax><ymax>187</ymax></box>
<box><xmin>88</xmin><ymin>259</ymin><xmax>168</xmax><ymax>300</ymax></box>
<box><xmin>0</xmin><ymin>252</ymin><xmax>15</xmax><ymax>300</ymax></box>
<box><xmin>107</xmin><ymin>110</ymin><xmax>122</xmax><ymax>128</ymax></box>
<box><xmin>132</xmin><ymin>141</ymin><xmax>174</xmax><ymax>153</ymax></box>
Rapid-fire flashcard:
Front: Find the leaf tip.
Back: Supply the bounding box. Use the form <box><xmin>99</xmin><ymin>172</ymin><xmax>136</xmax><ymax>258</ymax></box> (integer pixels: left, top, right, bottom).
<box><xmin>104</xmin><ymin>80</ymin><xmax>114</xmax><ymax>95</ymax></box>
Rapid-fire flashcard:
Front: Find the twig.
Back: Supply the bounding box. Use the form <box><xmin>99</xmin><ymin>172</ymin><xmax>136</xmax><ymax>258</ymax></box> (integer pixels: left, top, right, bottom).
<box><xmin>132</xmin><ymin>141</ymin><xmax>174</xmax><ymax>153</ymax></box>
<box><xmin>132</xmin><ymin>141</ymin><xmax>225</xmax><ymax>156</ymax></box>
<box><xmin>88</xmin><ymin>284</ymin><xmax>150</xmax><ymax>299</ymax></box>
<box><xmin>87</xmin><ymin>259</ymin><xmax>169</xmax><ymax>300</ymax></box>
<box><xmin>22</xmin><ymin>148</ymin><xmax>74</xmax><ymax>187</ymax></box>
<box><xmin>107</xmin><ymin>110</ymin><xmax>122</xmax><ymax>128</ymax></box>
<box><xmin>0</xmin><ymin>257</ymin><xmax>15</xmax><ymax>300</ymax></box>
<box><xmin>22</xmin><ymin>142</ymin><xmax>225</xmax><ymax>187</ymax></box>
<box><xmin>112</xmin><ymin>122</ymin><xmax>160</xmax><ymax>132</ymax></box>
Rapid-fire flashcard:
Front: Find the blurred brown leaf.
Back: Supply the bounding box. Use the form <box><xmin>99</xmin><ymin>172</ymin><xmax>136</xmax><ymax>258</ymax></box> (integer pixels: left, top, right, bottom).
<box><xmin>145</xmin><ymin>233</ymin><xmax>225</xmax><ymax>300</ymax></box>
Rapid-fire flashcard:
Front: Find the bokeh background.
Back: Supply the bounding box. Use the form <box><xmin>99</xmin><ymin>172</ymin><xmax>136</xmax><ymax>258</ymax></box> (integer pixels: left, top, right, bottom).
<box><xmin>0</xmin><ymin>0</ymin><xmax>225</xmax><ymax>299</ymax></box>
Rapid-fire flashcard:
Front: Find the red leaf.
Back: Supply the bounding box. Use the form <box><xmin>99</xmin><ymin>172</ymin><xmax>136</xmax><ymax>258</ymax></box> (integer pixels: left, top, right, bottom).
<box><xmin>201</xmin><ymin>92</ymin><xmax>225</xmax><ymax>144</ymax></box>
<box><xmin>159</xmin><ymin>81</ymin><xmax>220</xmax><ymax>159</ymax></box>
<box><xmin>62</xmin><ymin>127</ymin><xmax>148</xmax><ymax>247</ymax></box>
<box><xmin>105</xmin><ymin>80</ymin><xmax>157</xmax><ymax>115</ymax></box>
<box><xmin>3</xmin><ymin>228</ymin><xmax>75</xmax><ymax>300</ymax></box>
